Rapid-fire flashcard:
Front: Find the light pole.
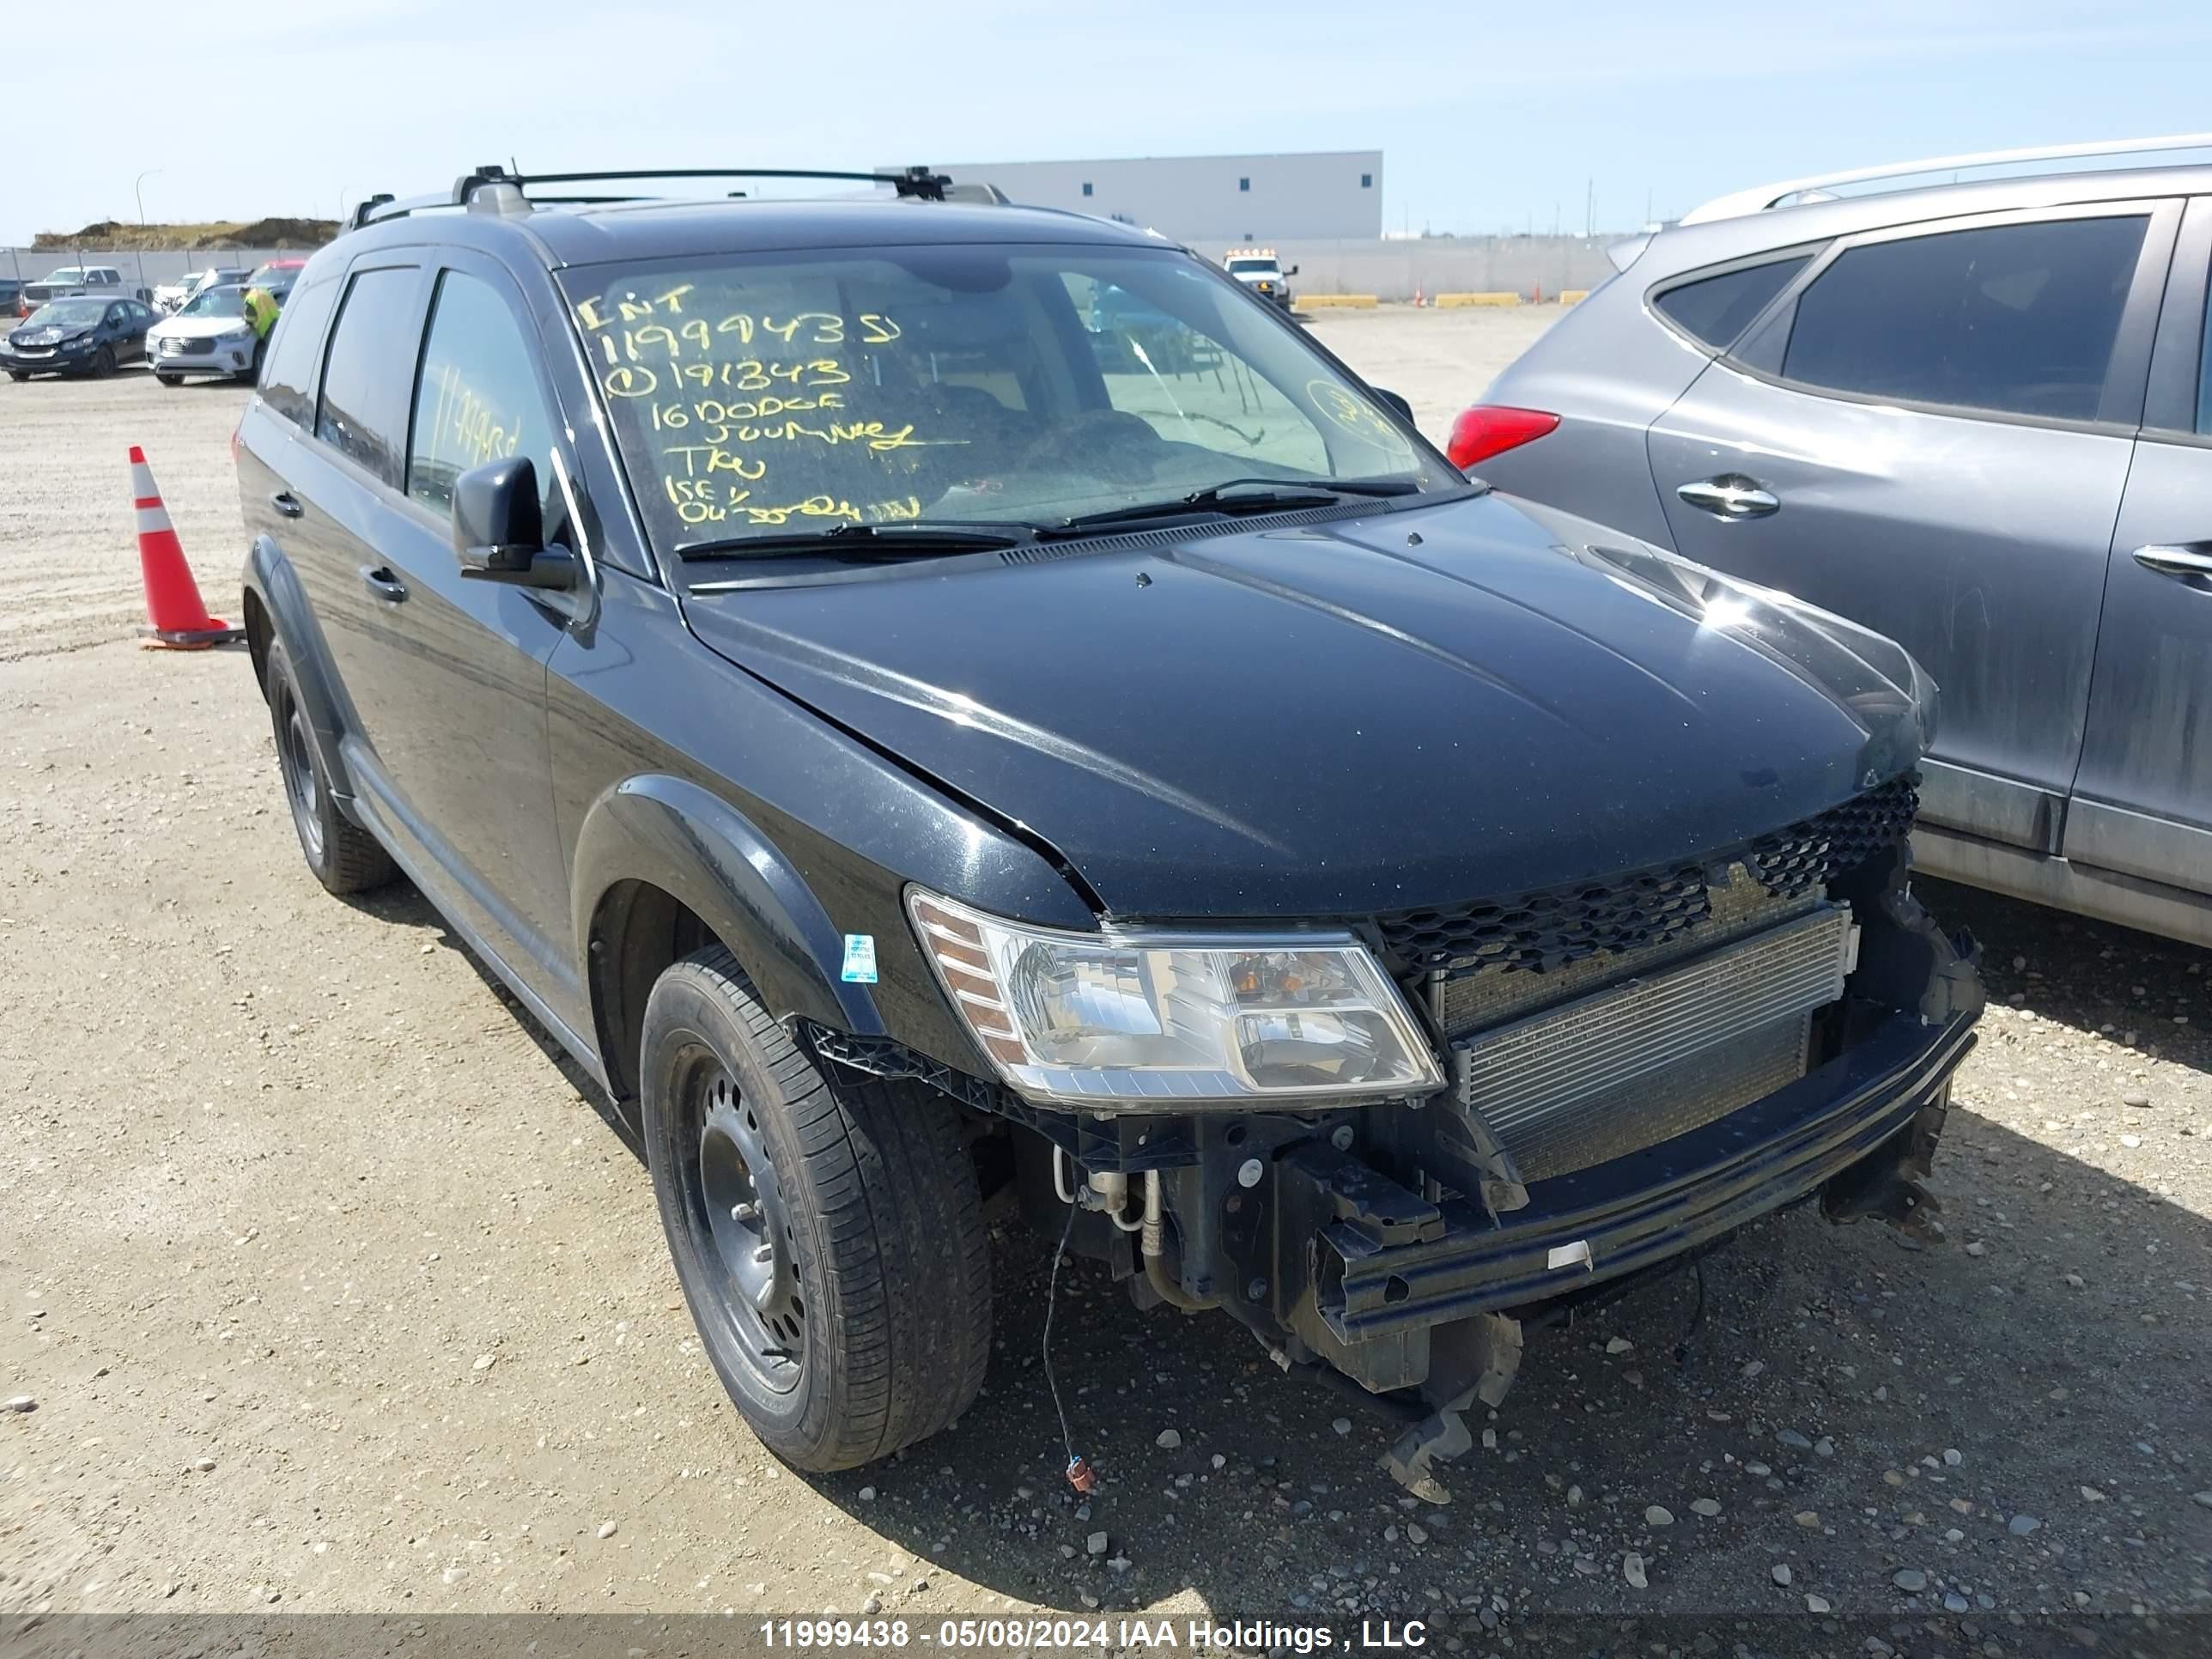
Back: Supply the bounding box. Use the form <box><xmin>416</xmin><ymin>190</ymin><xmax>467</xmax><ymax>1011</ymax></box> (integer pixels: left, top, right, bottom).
<box><xmin>135</xmin><ymin>168</ymin><xmax>162</xmax><ymax>225</ymax></box>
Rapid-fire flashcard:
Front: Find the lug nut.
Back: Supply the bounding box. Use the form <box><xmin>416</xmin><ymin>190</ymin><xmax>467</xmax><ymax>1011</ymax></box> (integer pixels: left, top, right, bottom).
<box><xmin>752</xmin><ymin>1243</ymin><xmax>775</xmax><ymax>1265</ymax></box>
<box><xmin>732</xmin><ymin>1201</ymin><xmax>758</xmax><ymax>1222</ymax></box>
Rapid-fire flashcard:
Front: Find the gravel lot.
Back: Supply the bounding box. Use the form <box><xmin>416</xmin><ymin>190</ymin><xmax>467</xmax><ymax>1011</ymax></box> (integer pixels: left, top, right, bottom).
<box><xmin>3</xmin><ymin>311</ymin><xmax>2208</xmax><ymax>1646</ymax></box>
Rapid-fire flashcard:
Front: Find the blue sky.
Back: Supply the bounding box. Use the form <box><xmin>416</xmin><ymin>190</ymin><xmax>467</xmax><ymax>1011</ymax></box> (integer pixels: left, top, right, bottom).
<box><xmin>9</xmin><ymin>0</ymin><xmax>2209</xmax><ymax>244</ymax></box>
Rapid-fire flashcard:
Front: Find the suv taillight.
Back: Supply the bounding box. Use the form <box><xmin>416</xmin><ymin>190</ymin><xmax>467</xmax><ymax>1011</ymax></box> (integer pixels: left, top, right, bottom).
<box><xmin>1446</xmin><ymin>405</ymin><xmax>1559</xmax><ymax>471</ymax></box>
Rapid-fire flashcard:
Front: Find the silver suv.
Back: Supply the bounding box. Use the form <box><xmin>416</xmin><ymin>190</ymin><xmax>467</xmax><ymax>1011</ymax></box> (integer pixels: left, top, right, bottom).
<box><xmin>1462</xmin><ymin>136</ymin><xmax>2212</xmax><ymax>950</ymax></box>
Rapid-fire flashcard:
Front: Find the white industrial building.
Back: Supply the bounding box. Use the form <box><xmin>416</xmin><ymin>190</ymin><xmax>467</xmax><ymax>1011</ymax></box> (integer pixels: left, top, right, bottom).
<box><xmin>922</xmin><ymin>151</ymin><xmax>1384</xmax><ymax>246</ymax></box>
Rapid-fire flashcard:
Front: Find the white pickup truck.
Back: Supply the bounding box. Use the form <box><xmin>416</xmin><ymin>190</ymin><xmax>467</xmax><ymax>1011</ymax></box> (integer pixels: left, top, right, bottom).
<box><xmin>20</xmin><ymin>265</ymin><xmax>152</xmax><ymax>314</ymax></box>
<box><xmin>1223</xmin><ymin>247</ymin><xmax>1297</xmax><ymax>312</ymax></box>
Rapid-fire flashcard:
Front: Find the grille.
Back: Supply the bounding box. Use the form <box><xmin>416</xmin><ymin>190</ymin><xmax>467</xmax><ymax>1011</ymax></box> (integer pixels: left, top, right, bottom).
<box><xmin>1433</xmin><ymin>862</ymin><xmax>1814</xmax><ymax>1039</ymax></box>
<box><xmin>1378</xmin><ymin>774</ymin><xmax>1916</xmax><ymax>980</ymax></box>
<box><xmin>1452</xmin><ymin>906</ymin><xmax>1856</xmax><ymax>1182</ymax></box>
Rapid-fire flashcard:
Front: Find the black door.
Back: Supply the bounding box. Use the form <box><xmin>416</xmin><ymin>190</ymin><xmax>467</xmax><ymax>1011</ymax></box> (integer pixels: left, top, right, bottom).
<box><xmin>293</xmin><ymin>254</ymin><xmax>585</xmax><ymax>1021</ymax></box>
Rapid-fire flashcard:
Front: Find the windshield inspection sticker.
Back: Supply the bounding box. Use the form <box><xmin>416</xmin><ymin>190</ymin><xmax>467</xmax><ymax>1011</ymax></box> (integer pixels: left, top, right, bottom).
<box><xmin>840</xmin><ymin>933</ymin><xmax>879</xmax><ymax>983</ymax></box>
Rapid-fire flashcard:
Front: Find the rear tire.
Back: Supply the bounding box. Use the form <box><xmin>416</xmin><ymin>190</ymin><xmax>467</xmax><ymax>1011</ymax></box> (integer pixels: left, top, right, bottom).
<box><xmin>641</xmin><ymin>947</ymin><xmax>992</xmax><ymax>1471</ymax></box>
<box><xmin>264</xmin><ymin>636</ymin><xmax>395</xmax><ymax>895</ymax></box>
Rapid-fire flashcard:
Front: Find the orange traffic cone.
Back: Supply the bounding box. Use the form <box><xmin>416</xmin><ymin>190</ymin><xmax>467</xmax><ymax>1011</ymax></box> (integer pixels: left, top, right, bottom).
<box><xmin>131</xmin><ymin>446</ymin><xmax>242</xmax><ymax>649</ymax></box>
<box><xmin>1413</xmin><ymin>283</ymin><xmax>1425</xmax><ymax>308</ymax></box>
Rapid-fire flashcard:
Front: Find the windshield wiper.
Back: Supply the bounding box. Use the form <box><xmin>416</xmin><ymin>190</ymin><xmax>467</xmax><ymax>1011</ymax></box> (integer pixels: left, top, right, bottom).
<box><xmin>677</xmin><ymin>520</ymin><xmax>1040</xmax><ymax>562</ymax></box>
<box><xmin>1051</xmin><ymin>475</ymin><xmax>1425</xmax><ymax>534</ymax></box>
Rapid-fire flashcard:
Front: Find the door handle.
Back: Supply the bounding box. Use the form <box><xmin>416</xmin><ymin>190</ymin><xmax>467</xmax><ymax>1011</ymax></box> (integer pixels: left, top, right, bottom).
<box><xmin>269</xmin><ymin>490</ymin><xmax>302</xmax><ymax>520</ymax></box>
<box><xmin>359</xmin><ymin>564</ymin><xmax>409</xmax><ymax>604</ymax></box>
<box><xmin>1677</xmin><ymin>475</ymin><xmax>1780</xmax><ymax>520</ymax></box>
<box><xmin>2132</xmin><ymin>543</ymin><xmax>2212</xmax><ymax>582</ymax></box>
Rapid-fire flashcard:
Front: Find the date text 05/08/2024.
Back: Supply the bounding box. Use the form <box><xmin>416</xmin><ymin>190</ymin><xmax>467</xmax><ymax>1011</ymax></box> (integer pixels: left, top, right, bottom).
<box><xmin>758</xmin><ymin>1618</ymin><xmax>1429</xmax><ymax>1652</ymax></box>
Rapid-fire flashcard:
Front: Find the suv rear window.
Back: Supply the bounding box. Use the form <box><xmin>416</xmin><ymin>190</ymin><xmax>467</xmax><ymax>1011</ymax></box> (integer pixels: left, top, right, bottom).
<box><xmin>1782</xmin><ymin>216</ymin><xmax>2148</xmax><ymax>422</ymax></box>
<box><xmin>315</xmin><ymin>267</ymin><xmax>421</xmax><ymax>481</ymax></box>
<box><xmin>1654</xmin><ymin>256</ymin><xmax>1808</xmax><ymax>349</ymax></box>
<box><xmin>259</xmin><ymin>276</ymin><xmax>339</xmax><ymax>427</ymax></box>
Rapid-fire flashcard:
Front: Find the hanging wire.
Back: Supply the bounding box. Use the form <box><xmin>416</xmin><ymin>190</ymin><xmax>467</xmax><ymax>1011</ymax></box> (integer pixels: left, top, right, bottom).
<box><xmin>1674</xmin><ymin>1257</ymin><xmax>1708</xmax><ymax>1366</ymax></box>
<box><xmin>1042</xmin><ymin>1193</ymin><xmax>1083</xmax><ymax>1478</ymax></box>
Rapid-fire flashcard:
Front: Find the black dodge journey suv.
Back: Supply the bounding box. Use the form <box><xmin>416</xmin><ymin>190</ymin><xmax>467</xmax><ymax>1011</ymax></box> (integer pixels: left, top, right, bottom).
<box><xmin>236</xmin><ymin>165</ymin><xmax>1982</xmax><ymax>1499</ymax></box>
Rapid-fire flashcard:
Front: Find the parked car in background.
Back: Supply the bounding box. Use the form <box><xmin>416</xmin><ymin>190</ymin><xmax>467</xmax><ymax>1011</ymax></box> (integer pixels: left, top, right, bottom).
<box><xmin>1460</xmin><ymin>135</ymin><xmax>2212</xmax><ymax>951</ymax></box>
<box><xmin>245</xmin><ymin>258</ymin><xmax>307</xmax><ymax>302</ymax></box>
<box><xmin>233</xmin><ymin>162</ymin><xmax>1978</xmax><ymax>1496</ymax></box>
<box><xmin>146</xmin><ymin>283</ymin><xmax>264</xmax><ymax>383</ymax></box>
<box><xmin>0</xmin><ymin>278</ymin><xmax>21</xmax><ymax>318</ymax></box>
<box><xmin>21</xmin><ymin>265</ymin><xmax>129</xmax><ymax>313</ymax></box>
<box><xmin>155</xmin><ymin>265</ymin><xmax>252</xmax><ymax>313</ymax></box>
<box><xmin>2</xmin><ymin>295</ymin><xmax>155</xmax><ymax>379</ymax></box>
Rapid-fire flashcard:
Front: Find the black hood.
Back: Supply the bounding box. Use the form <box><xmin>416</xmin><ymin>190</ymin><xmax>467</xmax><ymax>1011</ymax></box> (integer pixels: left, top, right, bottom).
<box><xmin>680</xmin><ymin>493</ymin><xmax>1934</xmax><ymax>921</ymax></box>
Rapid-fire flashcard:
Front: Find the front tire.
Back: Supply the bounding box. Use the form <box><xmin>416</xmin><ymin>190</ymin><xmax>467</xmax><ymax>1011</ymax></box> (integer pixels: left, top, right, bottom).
<box><xmin>5</xmin><ymin>371</ymin><xmax>27</xmax><ymax>383</ymax></box>
<box><xmin>90</xmin><ymin>344</ymin><xmax>116</xmax><ymax>378</ymax></box>
<box><xmin>264</xmin><ymin>636</ymin><xmax>395</xmax><ymax>894</ymax></box>
<box><xmin>155</xmin><ymin>373</ymin><xmax>179</xmax><ymax>387</ymax></box>
<box><xmin>641</xmin><ymin>947</ymin><xmax>992</xmax><ymax>1471</ymax></box>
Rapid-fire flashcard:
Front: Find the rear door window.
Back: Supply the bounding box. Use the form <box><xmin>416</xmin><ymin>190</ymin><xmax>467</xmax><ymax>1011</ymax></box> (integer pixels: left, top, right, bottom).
<box><xmin>2199</xmin><ymin>270</ymin><xmax>2212</xmax><ymax>434</ymax></box>
<box><xmin>1782</xmin><ymin>216</ymin><xmax>2148</xmax><ymax>422</ymax></box>
<box><xmin>315</xmin><ymin>266</ymin><xmax>422</xmax><ymax>483</ymax></box>
<box><xmin>406</xmin><ymin>270</ymin><xmax>562</xmax><ymax>522</ymax></box>
<box><xmin>260</xmin><ymin>276</ymin><xmax>340</xmax><ymax>427</ymax></box>
<box><xmin>1653</xmin><ymin>256</ymin><xmax>1808</xmax><ymax>349</ymax></box>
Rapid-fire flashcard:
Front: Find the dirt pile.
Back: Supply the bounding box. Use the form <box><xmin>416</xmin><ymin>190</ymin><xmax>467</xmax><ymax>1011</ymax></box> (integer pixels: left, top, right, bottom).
<box><xmin>31</xmin><ymin>217</ymin><xmax>337</xmax><ymax>252</ymax></box>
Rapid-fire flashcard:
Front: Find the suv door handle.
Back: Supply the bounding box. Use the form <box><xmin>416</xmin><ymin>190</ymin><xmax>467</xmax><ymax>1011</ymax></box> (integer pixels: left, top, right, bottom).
<box><xmin>269</xmin><ymin>490</ymin><xmax>302</xmax><ymax>519</ymax></box>
<box><xmin>2132</xmin><ymin>543</ymin><xmax>2212</xmax><ymax>583</ymax></box>
<box><xmin>359</xmin><ymin>564</ymin><xmax>409</xmax><ymax>604</ymax></box>
<box><xmin>1677</xmin><ymin>476</ymin><xmax>1780</xmax><ymax>520</ymax></box>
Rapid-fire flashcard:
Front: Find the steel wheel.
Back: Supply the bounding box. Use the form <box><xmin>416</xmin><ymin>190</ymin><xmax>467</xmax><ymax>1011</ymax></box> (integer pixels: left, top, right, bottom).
<box><xmin>273</xmin><ymin>672</ymin><xmax>325</xmax><ymax>866</ymax></box>
<box><xmin>262</xmin><ymin>636</ymin><xmax>392</xmax><ymax>894</ymax></box>
<box><xmin>641</xmin><ymin>946</ymin><xmax>991</xmax><ymax>1469</ymax></box>
<box><xmin>677</xmin><ymin>1048</ymin><xmax>805</xmax><ymax>1394</ymax></box>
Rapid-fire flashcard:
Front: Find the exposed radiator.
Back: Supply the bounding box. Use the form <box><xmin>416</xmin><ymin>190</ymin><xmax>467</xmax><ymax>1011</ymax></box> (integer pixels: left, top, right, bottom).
<box><xmin>1449</xmin><ymin>904</ymin><xmax>1856</xmax><ymax>1183</ymax></box>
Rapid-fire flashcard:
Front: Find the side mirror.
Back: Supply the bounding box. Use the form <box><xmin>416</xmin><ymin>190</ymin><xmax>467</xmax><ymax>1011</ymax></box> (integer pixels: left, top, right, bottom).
<box><xmin>453</xmin><ymin>457</ymin><xmax>576</xmax><ymax>591</ymax></box>
<box><xmin>1285</xmin><ymin>264</ymin><xmax>1300</xmax><ymax>276</ymax></box>
<box><xmin>1374</xmin><ymin>387</ymin><xmax>1413</xmax><ymax>422</ymax></box>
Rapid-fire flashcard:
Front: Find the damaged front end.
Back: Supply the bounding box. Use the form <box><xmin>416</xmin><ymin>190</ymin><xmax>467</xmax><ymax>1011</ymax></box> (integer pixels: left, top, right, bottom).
<box><xmin>812</xmin><ymin>775</ymin><xmax>1980</xmax><ymax>1501</ymax></box>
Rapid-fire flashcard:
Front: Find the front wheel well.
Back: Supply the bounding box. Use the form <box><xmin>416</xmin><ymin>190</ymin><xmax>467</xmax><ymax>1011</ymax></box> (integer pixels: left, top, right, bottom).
<box><xmin>588</xmin><ymin>880</ymin><xmax>717</xmax><ymax>1106</ymax></box>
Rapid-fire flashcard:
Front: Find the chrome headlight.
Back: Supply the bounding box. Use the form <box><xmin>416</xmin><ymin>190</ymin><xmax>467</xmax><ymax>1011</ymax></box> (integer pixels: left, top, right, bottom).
<box><xmin>908</xmin><ymin>889</ymin><xmax>1443</xmax><ymax>1109</ymax></box>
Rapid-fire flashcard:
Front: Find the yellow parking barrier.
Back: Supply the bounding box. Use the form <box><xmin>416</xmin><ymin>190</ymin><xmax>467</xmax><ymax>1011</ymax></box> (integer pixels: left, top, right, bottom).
<box><xmin>1559</xmin><ymin>289</ymin><xmax>1590</xmax><ymax>305</ymax></box>
<box><xmin>1299</xmin><ymin>294</ymin><xmax>1378</xmax><ymax>308</ymax></box>
<box><xmin>1436</xmin><ymin>291</ymin><xmax>1522</xmax><ymax>308</ymax></box>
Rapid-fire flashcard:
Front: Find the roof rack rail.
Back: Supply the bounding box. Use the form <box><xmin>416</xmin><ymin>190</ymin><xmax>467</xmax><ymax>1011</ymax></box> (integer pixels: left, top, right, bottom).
<box><xmin>348</xmin><ymin>165</ymin><xmax>954</xmax><ymax>231</ymax></box>
<box><xmin>1679</xmin><ymin>131</ymin><xmax>2212</xmax><ymax>226</ymax></box>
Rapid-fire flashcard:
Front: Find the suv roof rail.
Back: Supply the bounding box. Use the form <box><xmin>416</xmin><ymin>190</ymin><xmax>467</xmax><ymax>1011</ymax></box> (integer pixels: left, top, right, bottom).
<box><xmin>1679</xmin><ymin>131</ymin><xmax>2212</xmax><ymax>225</ymax></box>
<box><xmin>347</xmin><ymin>165</ymin><xmax>954</xmax><ymax>231</ymax></box>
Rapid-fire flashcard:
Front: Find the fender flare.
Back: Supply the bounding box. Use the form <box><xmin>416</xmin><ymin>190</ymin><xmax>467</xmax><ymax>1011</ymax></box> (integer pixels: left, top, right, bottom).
<box><xmin>243</xmin><ymin>533</ymin><xmax>354</xmax><ymax>800</ymax></box>
<box><xmin>571</xmin><ymin>774</ymin><xmax>885</xmax><ymax>1076</ymax></box>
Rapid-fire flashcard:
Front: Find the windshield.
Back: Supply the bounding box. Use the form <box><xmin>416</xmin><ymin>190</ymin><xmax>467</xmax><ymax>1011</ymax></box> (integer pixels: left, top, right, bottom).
<box><xmin>561</xmin><ymin>244</ymin><xmax>1442</xmax><ymax>555</ymax></box>
<box><xmin>1226</xmin><ymin>259</ymin><xmax>1279</xmax><ymax>276</ymax></box>
<box><xmin>248</xmin><ymin>263</ymin><xmax>299</xmax><ymax>287</ymax></box>
<box><xmin>180</xmin><ymin>287</ymin><xmax>247</xmax><ymax>319</ymax></box>
<box><xmin>26</xmin><ymin>300</ymin><xmax>105</xmax><ymax>328</ymax></box>
<box><xmin>37</xmin><ymin>269</ymin><xmax>87</xmax><ymax>286</ymax></box>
